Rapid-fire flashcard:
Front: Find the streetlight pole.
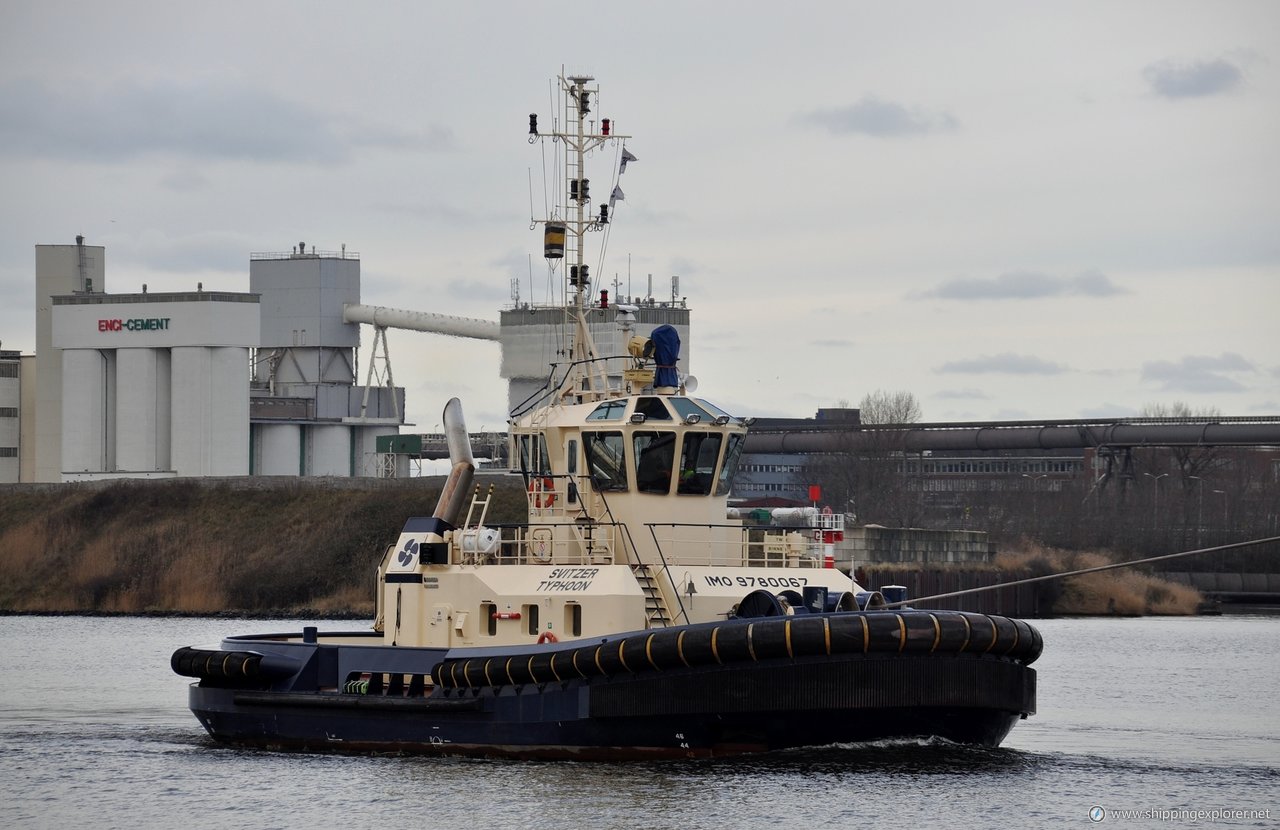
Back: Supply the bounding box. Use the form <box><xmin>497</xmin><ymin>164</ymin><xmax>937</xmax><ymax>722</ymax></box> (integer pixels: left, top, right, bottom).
<box><xmin>1189</xmin><ymin>475</ymin><xmax>1205</xmax><ymax>546</ymax></box>
<box><xmin>1022</xmin><ymin>474</ymin><xmax>1048</xmax><ymax>539</ymax></box>
<box><xmin>1144</xmin><ymin>472</ymin><xmax>1169</xmax><ymax>529</ymax></box>
<box><xmin>1213</xmin><ymin>489</ymin><xmax>1228</xmax><ymax>535</ymax></box>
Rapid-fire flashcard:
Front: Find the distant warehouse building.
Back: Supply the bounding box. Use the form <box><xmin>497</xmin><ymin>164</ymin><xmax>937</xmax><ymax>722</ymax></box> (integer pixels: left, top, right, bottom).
<box><xmin>51</xmin><ymin>290</ymin><xmax>260</xmax><ymax>479</ymax></box>
<box><xmin>0</xmin><ymin>348</ymin><xmax>20</xmax><ymax>483</ymax></box>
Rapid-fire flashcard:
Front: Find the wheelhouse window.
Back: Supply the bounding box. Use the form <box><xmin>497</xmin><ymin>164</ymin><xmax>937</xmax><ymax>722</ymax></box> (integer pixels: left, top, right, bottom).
<box><xmin>634</xmin><ymin>397</ymin><xmax>673</xmax><ymax>421</ymax></box>
<box><xmin>583</xmin><ymin>431</ymin><xmax>628</xmax><ymax>491</ymax></box>
<box><xmin>516</xmin><ymin>433</ymin><xmax>551</xmax><ymax>475</ymax></box>
<box><xmin>696</xmin><ymin>398</ymin><xmax>738</xmax><ymax>423</ymax></box>
<box><xmin>633</xmin><ymin>431</ymin><xmax>677</xmax><ymax>494</ymax></box>
<box><xmin>668</xmin><ymin>397</ymin><xmax>711</xmax><ymax>422</ymax></box>
<box><xmin>587</xmin><ymin>400</ymin><xmax>628</xmax><ymax>421</ymax></box>
<box><xmin>678</xmin><ymin>432</ymin><xmax>723</xmax><ymax>495</ymax></box>
<box><xmin>715</xmin><ymin>433</ymin><xmax>746</xmax><ymax>496</ymax></box>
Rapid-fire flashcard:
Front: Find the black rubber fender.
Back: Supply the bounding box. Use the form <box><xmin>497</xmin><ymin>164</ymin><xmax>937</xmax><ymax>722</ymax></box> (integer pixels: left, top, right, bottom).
<box><xmin>429</xmin><ymin>609</ymin><xmax>1044</xmax><ymax>689</ymax></box>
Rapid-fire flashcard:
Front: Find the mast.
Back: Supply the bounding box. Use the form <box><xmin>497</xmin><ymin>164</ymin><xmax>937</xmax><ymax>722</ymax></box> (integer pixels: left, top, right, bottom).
<box><xmin>529</xmin><ymin>73</ymin><xmax>630</xmax><ymax>404</ymax></box>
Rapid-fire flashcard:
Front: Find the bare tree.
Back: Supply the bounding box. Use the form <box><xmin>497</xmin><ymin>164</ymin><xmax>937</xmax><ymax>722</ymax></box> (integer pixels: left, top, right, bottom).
<box><xmin>1140</xmin><ymin>401</ymin><xmax>1228</xmax><ymax>539</ymax></box>
<box><xmin>859</xmin><ymin>389</ymin><xmax>922</xmax><ymax>425</ymax></box>
<box><xmin>805</xmin><ymin>391</ymin><xmax>925</xmax><ymax>527</ymax></box>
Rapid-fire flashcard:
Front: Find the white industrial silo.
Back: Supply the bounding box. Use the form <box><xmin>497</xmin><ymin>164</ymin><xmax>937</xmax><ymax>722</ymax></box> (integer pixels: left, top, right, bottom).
<box><xmin>171</xmin><ymin>346</ymin><xmax>250</xmax><ymax>477</ymax></box>
<box><xmin>115</xmin><ymin>347</ymin><xmax>170</xmax><ymax>472</ymax></box>
<box><xmin>60</xmin><ymin>347</ymin><xmax>113</xmax><ymax>473</ymax></box>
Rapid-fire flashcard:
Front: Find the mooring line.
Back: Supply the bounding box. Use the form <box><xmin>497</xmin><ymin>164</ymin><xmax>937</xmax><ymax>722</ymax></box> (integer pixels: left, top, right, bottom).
<box><xmin>883</xmin><ymin>535</ymin><xmax>1280</xmax><ymax>608</ymax></box>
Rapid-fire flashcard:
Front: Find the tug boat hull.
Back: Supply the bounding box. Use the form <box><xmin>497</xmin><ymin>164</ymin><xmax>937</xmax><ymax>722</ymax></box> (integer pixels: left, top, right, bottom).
<box><xmin>179</xmin><ymin>610</ymin><xmax>1038</xmax><ymax>759</ymax></box>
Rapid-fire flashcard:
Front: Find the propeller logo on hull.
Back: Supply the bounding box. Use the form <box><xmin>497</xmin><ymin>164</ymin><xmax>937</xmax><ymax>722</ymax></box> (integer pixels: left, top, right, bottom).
<box><xmin>397</xmin><ymin>538</ymin><xmax>419</xmax><ymax>567</ymax></box>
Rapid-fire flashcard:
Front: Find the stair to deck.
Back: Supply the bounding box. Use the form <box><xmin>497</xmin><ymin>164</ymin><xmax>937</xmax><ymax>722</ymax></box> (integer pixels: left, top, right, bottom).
<box><xmin>631</xmin><ymin>564</ymin><xmax>672</xmax><ymax>627</ymax></box>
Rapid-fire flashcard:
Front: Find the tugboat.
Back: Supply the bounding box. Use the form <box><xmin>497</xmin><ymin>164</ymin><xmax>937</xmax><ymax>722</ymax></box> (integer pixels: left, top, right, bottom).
<box><xmin>172</xmin><ymin>72</ymin><xmax>1041</xmax><ymax>758</ymax></box>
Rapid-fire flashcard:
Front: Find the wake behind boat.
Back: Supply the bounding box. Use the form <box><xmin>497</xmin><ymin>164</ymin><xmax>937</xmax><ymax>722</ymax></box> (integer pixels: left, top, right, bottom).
<box><xmin>172</xmin><ymin>71</ymin><xmax>1041</xmax><ymax>758</ymax></box>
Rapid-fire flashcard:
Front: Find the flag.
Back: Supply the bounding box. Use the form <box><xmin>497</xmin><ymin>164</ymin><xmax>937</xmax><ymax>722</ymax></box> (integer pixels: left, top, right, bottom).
<box><xmin>609</xmin><ymin>185</ymin><xmax>625</xmax><ymax>209</ymax></box>
<box><xmin>620</xmin><ymin>148</ymin><xmax>638</xmax><ymax>174</ymax></box>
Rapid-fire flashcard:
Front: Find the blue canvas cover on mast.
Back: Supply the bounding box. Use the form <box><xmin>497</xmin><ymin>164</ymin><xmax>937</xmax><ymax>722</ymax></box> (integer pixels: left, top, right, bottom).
<box><xmin>652</xmin><ymin>324</ymin><xmax>680</xmax><ymax>389</ymax></box>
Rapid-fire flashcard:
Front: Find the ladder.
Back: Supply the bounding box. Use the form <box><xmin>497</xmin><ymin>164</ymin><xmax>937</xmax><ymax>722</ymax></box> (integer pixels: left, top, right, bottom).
<box><xmin>631</xmin><ymin>564</ymin><xmax>672</xmax><ymax>627</ymax></box>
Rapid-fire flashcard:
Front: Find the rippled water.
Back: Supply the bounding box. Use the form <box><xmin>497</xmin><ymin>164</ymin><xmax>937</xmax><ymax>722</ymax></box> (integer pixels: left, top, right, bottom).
<box><xmin>1</xmin><ymin>615</ymin><xmax>1276</xmax><ymax>829</ymax></box>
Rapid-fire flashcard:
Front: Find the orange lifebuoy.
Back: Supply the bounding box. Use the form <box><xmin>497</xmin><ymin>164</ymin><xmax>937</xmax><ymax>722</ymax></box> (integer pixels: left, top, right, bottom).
<box><xmin>536</xmin><ymin>631</ymin><xmax>559</xmax><ymax>645</ymax></box>
<box><xmin>529</xmin><ymin>476</ymin><xmax>556</xmax><ymax>508</ymax></box>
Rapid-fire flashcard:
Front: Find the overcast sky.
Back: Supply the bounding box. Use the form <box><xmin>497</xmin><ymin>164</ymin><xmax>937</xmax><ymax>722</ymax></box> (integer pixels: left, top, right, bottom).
<box><xmin>2</xmin><ymin>1</ymin><xmax>1277</xmax><ymax>431</ymax></box>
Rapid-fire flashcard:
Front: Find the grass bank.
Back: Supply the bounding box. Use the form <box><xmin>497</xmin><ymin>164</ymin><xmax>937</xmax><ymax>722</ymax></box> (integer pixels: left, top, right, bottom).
<box><xmin>0</xmin><ymin>476</ymin><xmax>527</xmax><ymax>615</ymax></box>
<box><xmin>995</xmin><ymin>541</ymin><xmax>1202</xmax><ymax>615</ymax></box>
<box><xmin>1</xmin><ymin>479</ymin><xmax>1203</xmax><ymax>617</ymax></box>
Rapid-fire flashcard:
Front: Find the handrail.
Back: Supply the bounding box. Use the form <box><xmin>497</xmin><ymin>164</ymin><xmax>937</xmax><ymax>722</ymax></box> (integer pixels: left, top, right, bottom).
<box><xmin>644</xmin><ymin>524</ymin><xmax>691</xmax><ymax>625</ymax></box>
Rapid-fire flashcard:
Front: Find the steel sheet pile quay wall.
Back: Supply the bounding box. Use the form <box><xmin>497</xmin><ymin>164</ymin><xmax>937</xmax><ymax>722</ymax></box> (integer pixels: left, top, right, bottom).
<box><xmin>744</xmin><ymin>420</ymin><xmax>1280</xmax><ymax>454</ymax></box>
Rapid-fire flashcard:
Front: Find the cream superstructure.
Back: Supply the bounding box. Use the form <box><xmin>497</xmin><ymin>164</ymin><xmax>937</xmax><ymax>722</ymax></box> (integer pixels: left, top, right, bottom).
<box><xmin>374</xmin><ymin>73</ymin><xmax>858</xmax><ymax>650</ymax></box>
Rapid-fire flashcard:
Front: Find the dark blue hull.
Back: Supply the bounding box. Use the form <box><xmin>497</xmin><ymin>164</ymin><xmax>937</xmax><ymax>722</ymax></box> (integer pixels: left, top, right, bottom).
<box><xmin>178</xmin><ymin>611</ymin><xmax>1039</xmax><ymax>759</ymax></box>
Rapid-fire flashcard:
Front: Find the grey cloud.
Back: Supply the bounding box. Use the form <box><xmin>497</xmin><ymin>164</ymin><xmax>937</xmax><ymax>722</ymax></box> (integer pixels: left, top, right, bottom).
<box><xmin>160</xmin><ymin>168</ymin><xmax>212</xmax><ymax>192</ymax></box>
<box><xmin>360</xmin><ymin>271</ymin><xmax>411</xmax><ymax>297</ymax></box>
<box><xmin>936</xmin><ymin>353</ymin><xmax>1069</xmax><ymax>375</ymax></box>
<box><xmin>373</xmin><ymin>203</ymin><xmax>512</xmax><ymax>226</ymax></box>
<box><xmin>0</xmin><ymin>77</ymin><xmax>449</xmax><ymax>163</ymax></box>
<box><xmin>1141</xmin><ymin>353</ymin><xmax>1254</xmax><ymax>393</ymax></box>
<box><xmin>934</xmin><ymin>388</ymin><xmax>990</xmax><ymax>400</ymax></box>
<box><xmin>1080</xmin><ymin>403</ymin><xmax>1142</xmax><ymax>418</ymax></box>
<box><xmin>1143</xmin><ymin>58</ymin><xmax>1242</xmax><ymax>99</ymax></box>
<box><xmin>103</xmin><ymin>231</ymin><xmax>255</xmax><ymax>274</ymax></box>
<box><xmin>812</xmin><ymin>338</ymin><xmax>854</xmax><ymax>348</ymax></box>
<box><xmin>668</xmin><ymin>257</ymin><xmax>699</xmax><ymax>278</ymax></box>
<box><xmin>446</xmin><ymin>278</ymin><xmax>507</xmax><ymax>304</ymax></box>
<box><xmin>352</xmin><ymin>124</ymin><xmax>456</xmax><ymax>153</ymax></box>
<box><xmin>799</xmin><ymin>96</ymin><xmax>958</xmax><ymax>137</ymax></box>
<box><xmin>923</xmin><ymin>269</ymin><xmax>1124</xmax><ymax>300</ymax></box>
<box><xmin>993</xmin><ymin>408</ymin><xmax>1030</xmax><ymax>420</ymax></box>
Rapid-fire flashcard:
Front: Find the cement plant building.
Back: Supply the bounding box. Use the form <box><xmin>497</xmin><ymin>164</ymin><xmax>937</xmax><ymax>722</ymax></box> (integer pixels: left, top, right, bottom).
<box><xmin>15</xmin><ymin>238</ymin><xmax>405</xmax><ymax>483</ymax></box>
